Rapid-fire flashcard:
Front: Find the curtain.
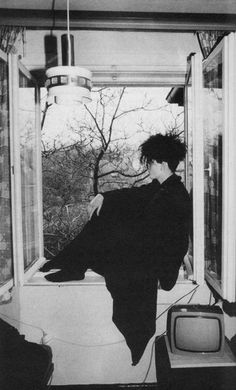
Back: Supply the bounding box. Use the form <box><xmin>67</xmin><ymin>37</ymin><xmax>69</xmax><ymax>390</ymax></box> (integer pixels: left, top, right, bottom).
<box><xmin>0</xmin><ymin>26</ymin><xmax>24</xmax><ymax>54</ymax></box>
<box><xmin>0</xmin><ymin>54</ymin><xmax>13</xmax><ymax>284</ymax></box>
<box><xmin>196</xmin><ymin>31</ymin><xmax>228</xmax><ymax>59</ymax></box>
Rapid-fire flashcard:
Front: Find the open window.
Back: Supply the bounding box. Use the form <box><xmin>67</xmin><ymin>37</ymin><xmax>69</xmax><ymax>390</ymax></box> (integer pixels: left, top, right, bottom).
<box><xmin>0</xmin><ymin>49</ymin><xmax>14</xmax><ymax>295</ymax></box>
<box><xmin>185</xmin><ymin>33</ymin><xmax>236</xmax><ymax>302</ymax></box>
<box><xmin>203</xmin><ymin>33</ymin><xmax>236</xmax><ymax>302</ymax></box>
<box><xmin>0</xmin><ymin>53</ymin><xmax>44</xmax><ymax>294</ymax></box>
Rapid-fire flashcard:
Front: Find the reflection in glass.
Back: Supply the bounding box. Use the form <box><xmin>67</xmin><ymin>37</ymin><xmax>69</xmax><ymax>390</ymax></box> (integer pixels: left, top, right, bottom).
<box><xmin>19</xmin><ymin>71</ymin><xmax>40</xmax><ymax>269</ymax></box>
<box><xmin>203</xmin><ymin>50</ymin><xmax>223</xmax><ymax>285</ymax></box>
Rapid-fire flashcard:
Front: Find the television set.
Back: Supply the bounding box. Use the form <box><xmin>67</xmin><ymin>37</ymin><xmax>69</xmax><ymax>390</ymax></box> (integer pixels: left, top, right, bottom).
<box><xmin>167</xmin><ymin>304</ymin><xmax>225</xmax><ymax>357</ymax></box>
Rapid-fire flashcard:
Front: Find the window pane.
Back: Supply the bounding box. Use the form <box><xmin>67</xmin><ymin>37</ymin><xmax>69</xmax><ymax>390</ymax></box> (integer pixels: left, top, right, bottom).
<box><xmin>186</xmin><ymin>81</ymin><xmax>193</xmax><ymax>191</ymax></box>
<box><xmin>185</xmin><ymin>74</ymin><xmax>193</xmax><ymax>256</ymax></box>
<box><xmin>19</xmin><ymin>71</ymin><xmax>40</xmax><ymax>269</ymax></box>
<box><xmin>203</xmin><ymin>50</ymin><xmax>223</xmax><ymax>285</ymax></box>
<box><xmin>0</xmin><ymin>56</ymin><xmax>13</xmax><ymax>284</ymax></box>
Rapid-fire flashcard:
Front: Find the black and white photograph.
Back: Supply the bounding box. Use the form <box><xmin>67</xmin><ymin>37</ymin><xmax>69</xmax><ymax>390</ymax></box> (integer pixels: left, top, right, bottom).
<box><xmin>0</xmin><ymin>1</ymin><xmax>236</xmax><ymax>389</ymax></box>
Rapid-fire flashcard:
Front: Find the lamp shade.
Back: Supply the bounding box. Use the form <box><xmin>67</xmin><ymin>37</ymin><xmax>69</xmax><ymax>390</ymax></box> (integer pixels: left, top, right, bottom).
<box><xmin>45</xmin><ymin>65</ymin><xmax>92</xmax><ymax>105</ymax></box>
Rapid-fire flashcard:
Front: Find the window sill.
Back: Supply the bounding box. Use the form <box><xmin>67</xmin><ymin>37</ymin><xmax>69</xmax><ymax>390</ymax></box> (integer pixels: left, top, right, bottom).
<box><xmin>26</xmin><ymin>269</ymin><xmax>105</xmax><ymax>286</ymax></box>
<box><xmin>25</xmin><ymin>267</ymin><xmax>192</xmax><ymax>287</ymax></box>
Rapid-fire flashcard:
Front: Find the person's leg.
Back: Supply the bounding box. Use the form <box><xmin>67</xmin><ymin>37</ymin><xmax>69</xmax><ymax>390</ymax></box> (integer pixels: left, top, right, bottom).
<box><xmin>105</xmin><ymin>269</ymin><xmax>158</xmax><ymax>365</ymax></box>
<box><xmin>41</xmin><ymin>199</ymin><xmax>131</xmax><ymax>281</ymax></box>
<box><xmin>41</xmin><ymin>213</ymin><xmax>106</xmax><ymax>269</ymax></box>
<box><xmin>41</xmin><ymin>211</ymin><xmax>116</xmax><ymax>281</ymax></box>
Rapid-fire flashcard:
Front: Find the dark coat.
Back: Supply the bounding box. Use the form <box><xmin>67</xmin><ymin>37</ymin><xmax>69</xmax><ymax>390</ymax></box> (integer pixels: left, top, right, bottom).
<box><xmin>42</xmin><ymin>175</ymin><xmax>190</xmax><ymax>365</ymax></box>
<box><xmin>99</xmin><ymin>174</ymin><xmax>190</xmax><ymax>364</ymax></box>
<box><xmin>98</xmin><ymin>174</ymin><xmax>190</xmax><ymax>289</ymax></box>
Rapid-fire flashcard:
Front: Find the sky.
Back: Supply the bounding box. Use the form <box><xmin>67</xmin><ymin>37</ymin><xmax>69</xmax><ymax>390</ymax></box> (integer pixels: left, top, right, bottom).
<box><xmin>41</xmin><ymin>86</ymin><xmax>183</xmax><ymax>150</ymax></box>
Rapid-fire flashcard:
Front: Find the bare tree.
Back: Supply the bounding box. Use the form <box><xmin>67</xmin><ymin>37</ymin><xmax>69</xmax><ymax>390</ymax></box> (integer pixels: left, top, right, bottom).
<box><xmin>68</xmin><ymin>86</ymin><xmax>170</xmax><ymax>194</ymax></box>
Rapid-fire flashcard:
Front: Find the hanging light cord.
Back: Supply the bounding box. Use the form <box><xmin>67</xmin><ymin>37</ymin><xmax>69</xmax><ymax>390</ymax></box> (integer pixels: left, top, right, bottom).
<box><xmin>67</xmin><ymin>0</ymin><xmax>71</xmax><ymax>66</ymax></box>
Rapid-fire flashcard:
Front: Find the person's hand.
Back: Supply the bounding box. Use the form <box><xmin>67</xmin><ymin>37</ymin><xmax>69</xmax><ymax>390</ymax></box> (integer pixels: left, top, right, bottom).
<box><xmin>88</xmin><ymin>194</ymin><xmax>104</xmax><ymax>220</ymax></box>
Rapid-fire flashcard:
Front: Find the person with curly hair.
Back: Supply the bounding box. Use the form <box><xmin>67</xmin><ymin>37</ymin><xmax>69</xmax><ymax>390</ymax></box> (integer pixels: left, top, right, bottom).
<box><xmin>40</xmin><ymin>132</ymin><xmax>190</xmax><ymax>365</ymax></box>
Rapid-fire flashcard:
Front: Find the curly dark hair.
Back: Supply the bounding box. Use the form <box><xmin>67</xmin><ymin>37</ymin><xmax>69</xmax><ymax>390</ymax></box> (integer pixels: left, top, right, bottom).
<box><xmin>139</xmin><ymin>132</ymin><xmax>187</xmax><ymax>172</ymax></box>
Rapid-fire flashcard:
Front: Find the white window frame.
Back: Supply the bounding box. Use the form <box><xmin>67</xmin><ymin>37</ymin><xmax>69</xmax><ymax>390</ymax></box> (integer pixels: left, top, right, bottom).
<box><xmin>203</xmin><ymin>33</ymin><xmax>236</xmax><ymax>302</ymax></box>
<box><xmin>191</xmin><ymin>52</ymin><xmax>205</xmax><ymax>286</ymax></box>
<box><xmin>3</xmin><ymin>45</ymin><xmax>235</xmax><ymax>299</ymax></box>
<box><xmin>0</xmin><ymin>57</ymin><xmax>189</xmax><ymax>294</ymax></box>
<box><xmin>187</xmin><ymin>33</ymin><xmax>236</xmax><ymax>302</ymax></box>
<box><xmin>0</xmin><ymin>49</ymin><xmax>14</xmax><ymax>296</ymax></box>
<box><xmin>9</xmin><ymin>54</ymin><xmax>45</xmax><ymax>287</ymax></box>
<box><xmin>91</xmin><ymin>65</ymin><xmax>186</xmax><ymax>87</ymax></box>
<box><xmin>221</xmin><ymin>32</ymin><xmax>236</xmax><ymax>302</ymax></box>
<box><xmin>184</xmin><ymin>52</ymin><xmax>205</xmax><ymax>286</ymax></box>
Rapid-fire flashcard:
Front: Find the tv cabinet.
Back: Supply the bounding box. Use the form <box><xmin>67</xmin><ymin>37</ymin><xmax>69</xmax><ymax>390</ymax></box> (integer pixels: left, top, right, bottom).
<box><xmin>155</xmin><ymin>335</ymin><xmax>236</xmax><ymax>390</ymax></box>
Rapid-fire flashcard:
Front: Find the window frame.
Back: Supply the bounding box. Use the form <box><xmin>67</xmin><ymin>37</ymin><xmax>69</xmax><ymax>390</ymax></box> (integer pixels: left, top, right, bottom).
<box><xmin>0</xmin><ymin>31</ymin><xmax>235</xmax><ymax>298</ymax></box>
<box><xmin>9</xmin><ymin>54</ymin><xmax>44</xmax><ymax>288</ymax></box>
<box><xmin>0</xmin><ymin>56</ymin><xmax>191</xmax><ymax>293</ymax></box>
<box><xmin>0</xmin><ymin>48</ymin><xmax>15</xmax><ymax>296</ymax></box>
<box><xmin>203</xmin><ymin>33</ymin><xmax>236</xmax><ymax>302</ymax></box>
<box><xmin>185</xmin><ymin>52</ymin><xmax>205</xmax><ymax>286</ymax></box>
<box><xmin>186</xmin><ymin>33</ymin><xmax>236</xmax><ymax>302</ymax></box>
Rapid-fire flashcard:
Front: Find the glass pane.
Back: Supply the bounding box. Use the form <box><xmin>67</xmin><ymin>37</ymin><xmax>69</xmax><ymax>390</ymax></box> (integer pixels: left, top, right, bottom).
<box><xmin>185</xmin><ymin>75</ymin><xmax>193</xmax><ymax>257</ymax></box>
<box><xmin>186</xmin><ymin>77</ymin><xmax>193</xmax><ymax>191</ymax></box>
<box><xmin>0</xmin><ymin>56</ymin><xmax>13</xmax><ymax>284</ymax></box>
<box><xmin>19</xmin><ymin>71</ymin><xmax>40</xmax><ymax>269</ymax></box>
<box><xmin>203</xmin><ymin>50</ymin><xmax>223</xmax><ymax>285</ymax></box>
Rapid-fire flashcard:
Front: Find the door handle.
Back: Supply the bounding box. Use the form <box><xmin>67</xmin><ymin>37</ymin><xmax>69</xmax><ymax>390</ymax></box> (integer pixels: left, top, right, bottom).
<box><xmin>204</xmin><ymin>163</ymin><xmax>212</xmax><ymax>177</ymax></box>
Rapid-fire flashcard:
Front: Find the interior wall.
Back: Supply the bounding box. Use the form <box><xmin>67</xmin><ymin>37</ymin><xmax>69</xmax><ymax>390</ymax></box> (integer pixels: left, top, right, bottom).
<box><xmin>1</xmin><ymin>280</ymin><xmax>236</xmax><ymax>385</ymax></box>
<box><xmin>16</xmin><ymin>281</ymin><xmax>211</xmax><ymax>385</ymax></box>
<box><xmin>21</xmin><ymin>30</ymin><xmax>201</xmax><ymax>83</ymax></box>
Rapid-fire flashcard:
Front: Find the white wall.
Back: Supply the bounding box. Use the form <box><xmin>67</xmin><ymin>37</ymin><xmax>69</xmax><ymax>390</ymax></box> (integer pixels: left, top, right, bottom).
<box><xmin>1</xmin><ymin>277</ymin><xmax>236</xmax><ymax>385</ymax></box>
<box><xmin>21</xmin><ymin>30</ymin><xmax>200</xmax><ymax>85</ymax></box>
<box><xmin>22</xmin><ymin>30</ymin><xmax>199</xmax><ymax>68</ymax></box>
<box><xmin>0</xmin><ymin>277</ymin><xmax>214</xmax><ymax>385</ymax></box>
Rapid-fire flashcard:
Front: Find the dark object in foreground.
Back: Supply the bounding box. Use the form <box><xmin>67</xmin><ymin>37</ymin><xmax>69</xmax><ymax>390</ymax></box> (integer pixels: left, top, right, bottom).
<box><xmin>155</xmin><ymin>334</ymin><xmax>236</xmax><ymax>390</ymax></box>
<box><xmin>0</xmin><ymin>318</ymin><xmax>54</xmax><ymax>390</ymax></box>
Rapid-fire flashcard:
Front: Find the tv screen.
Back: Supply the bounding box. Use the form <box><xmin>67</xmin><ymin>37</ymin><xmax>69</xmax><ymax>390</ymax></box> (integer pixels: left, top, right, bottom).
<box><xmin>167</xmin><ymin>305</ymin><xmax>225</xmax><ymax>356</ymax></box>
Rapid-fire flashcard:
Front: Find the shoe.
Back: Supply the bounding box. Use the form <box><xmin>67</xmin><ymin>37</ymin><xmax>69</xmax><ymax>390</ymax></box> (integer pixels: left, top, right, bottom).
<box><xmin>40</xmin><ymin>259</ymin><xmax>63</xmax><ymax>272</ymax></box>
<box><xmin>44</xmin><ymin>270</ymin><xmax>85</xmax><ymax>282</ymax></box>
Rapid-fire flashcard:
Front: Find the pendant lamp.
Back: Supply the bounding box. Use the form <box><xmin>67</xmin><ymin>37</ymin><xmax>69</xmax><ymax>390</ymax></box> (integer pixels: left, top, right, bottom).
<box><xmin>45</xmin><ymin>0</ymin><xmax>92</xmax><ymax>105</ymax></box>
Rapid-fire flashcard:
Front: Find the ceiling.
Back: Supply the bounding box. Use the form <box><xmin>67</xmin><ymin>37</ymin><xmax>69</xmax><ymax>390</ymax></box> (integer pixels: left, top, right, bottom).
<box><xmin>0</xmin><ymin>0</ymin><xmax>235</xmax><ymax>14</ymax></box>
<box><xmin>0</xmin><ymin>0</ymin><xmax>235</xmax><ymax>31</ymax></box>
